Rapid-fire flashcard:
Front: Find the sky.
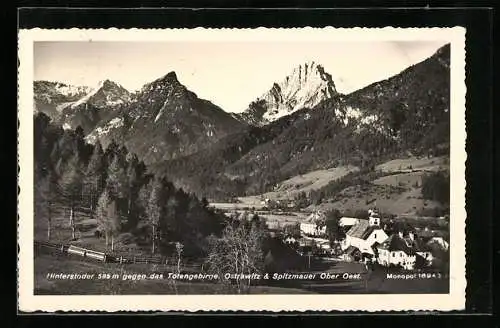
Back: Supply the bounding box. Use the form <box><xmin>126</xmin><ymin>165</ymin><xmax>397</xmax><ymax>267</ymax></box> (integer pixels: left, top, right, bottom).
<box><xmin>34</xmin><ymin>41</ymin><xmax>448</xmax><ymax>113</ymax></box>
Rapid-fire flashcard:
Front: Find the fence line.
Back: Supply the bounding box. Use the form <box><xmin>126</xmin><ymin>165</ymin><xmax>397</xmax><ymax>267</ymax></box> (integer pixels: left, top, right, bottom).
<box><xmin>34</xmin><ymin>240</ymin><xmax>203</xmax><ymax>270</ymax></box>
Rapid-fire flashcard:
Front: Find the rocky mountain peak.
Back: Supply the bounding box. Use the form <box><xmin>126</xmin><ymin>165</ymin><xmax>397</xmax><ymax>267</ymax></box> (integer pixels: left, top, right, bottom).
<box><xmin>153</xmin><ymin>71</ymin><xmax>181</xmax><ymax>86</ymax></box>
<box><xmin>138</xmin><ymin>71</ymin><xmax>190</xmax><ymax>99</ymax></box>
<box><xmin>98</xmin><ymin>79</ymin><xmax>120</xmax><ymax>89</ymax></box>
<box><xmin>238</xmin><ymin>61</ymin><xmax>338</xmax><ymax>126</ymax></box>
<box><xmin>69</xmin><ymin>79</ymin><xmax>131</xmax><ymax>110</ymax></box>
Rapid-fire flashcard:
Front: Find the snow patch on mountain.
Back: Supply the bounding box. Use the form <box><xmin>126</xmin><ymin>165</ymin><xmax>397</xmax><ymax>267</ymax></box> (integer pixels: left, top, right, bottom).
<box><xmin>70</xmin><ymin>79</ymin><xmax>131</xmax><ymax>109</ymax></box>
<box><xmin>85</xmin><ymin>117</ymin><xmax>124</xmax><ymax>143</ymax></box>
<box><xmin>56</xmin><ymin>102</ymin><xmax>75</xmax><ymax>113</ymax></box>
<box><xmin>71</xmin><ymin>85</ymin><xmax>102</xmax><ymax>108</ymax></box>
<box><xmin>154</xmin><ymin>110</ymin><xmax>163</xmax><ymax>123</ymax></box>
<box><xmin>52</xmin><ymin>83</ymin><xmax>92</xmax><ymax>98</ymax></box>
<box><xmin>154</xmin><ymin>100</ymin><xmax>171</xmax><ymax>123</ymax></box>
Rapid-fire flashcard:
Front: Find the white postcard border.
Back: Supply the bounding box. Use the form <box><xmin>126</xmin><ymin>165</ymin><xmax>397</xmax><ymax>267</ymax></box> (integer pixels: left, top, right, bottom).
<box><xmin>18</xmin><ymin>27</ymin><xmax>467</xmax><ymax>312</ymax></box>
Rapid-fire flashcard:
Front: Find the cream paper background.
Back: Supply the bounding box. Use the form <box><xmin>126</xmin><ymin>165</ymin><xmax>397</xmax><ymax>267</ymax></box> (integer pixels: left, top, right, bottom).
<box><xmin>18</xmin><ymin>27</ymin><xmax>466</xmax><ymax>312</ymax></box>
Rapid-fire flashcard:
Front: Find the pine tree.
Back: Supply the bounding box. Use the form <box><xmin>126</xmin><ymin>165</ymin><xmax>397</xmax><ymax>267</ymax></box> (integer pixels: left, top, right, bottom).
<box><xmin>108</xmin><ymin>199</ymin><xmax>121</xmax><ymax>251</ymax></box>
<box><xmin>106</xmin><ymin>154</ymin><xmax>128</xmax><ymax>220</ymax></box>
<box><xmin>138</xmin><ymin>179</ymin><xmax>152</xmax><ymax>221</ymax></box>
<box><xmin>118</xmin><ymin>145</ymin><xmax>129</xmax><ymax>164</ymax></box>
<box><xmin>96</xmin><ymin>189</ymin><xmax>121</xmax><ymax>250</ymax></box>
<box><xmin>126</xmin><ymin>154</ymin><xmax>139</xmax><ymax>228</ymax></box>
<box><xmin>35</xmin><ymin>169</ymin><xmax>55</xmax><ymax>240</ymax></box>
<box><xmin>147</xmin><ymin>178</ymin><xmax>163</xmax><ymax>254</ymax></box>
<box><xmin>59</xmin><ymin>130</ymin><xmax>77</xmax><ymax>163</ymax></box>
<box><xmin>96</xmin><ymin>189</ymin><xmax>108</xmax><ymax>246</ymax></box>
<box><xmin>201</xmin><ymin>197</ymin><xmax>209</xmax><ymax>209</ymax></box>
<box><xmin>104</xmin><ymin>139</ymin><xmax>119</xmax><ymax>169</ymax></box>
<box><xmin>74</xmin><ymin>125</ymin><xmax>86</xmax><ymax>160</ymax></box>
<box><xmin>59</xmin><ymin>153</ymin><xmax>83</xmax><ymax>240</ymax></box>
<box><xmin>85</xmin><ymin>141</ymin><xmax>105</xmax><ymax>219</ymax></box>
<box><xmin>165</xmin><ymin>195</ymin><xmax>179</xmax><ymax>240</ymax></box>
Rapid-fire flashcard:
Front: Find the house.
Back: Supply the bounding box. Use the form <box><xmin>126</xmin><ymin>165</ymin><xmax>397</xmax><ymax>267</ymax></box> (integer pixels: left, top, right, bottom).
<box><xmin>284</xmin><ymin>235</ymin><xmax>297</xmax><ymax>245</ymax></box>
<box><xmin>377</xmin><ymin>232</ymin><xmax>416</xmax><ymax>270</ymax></box>
<box><xmin>341</xmin><ymin>210</ymin><xmax>388</xmax><ymax>259</ymax></box>
<box><xmin>300</xmin><ymin>222</ymin><xmax>326</xmax><ymax>236</ymax></box>
<box><xmin>339</xmin><ymin>217</ymin><xmax>359</xmax><ymax>228</ymax></box>
<box><xmin>342</xmin><ymin>246</ymin><xmax>362</xmax><ymax>262</ymax></box>
<box><xmin>266</xmin><ymin>220</ymin><xmax>283</xmax><ymax>231</ymax></box>
<box><xmin>377</xmin><ymin>231</ymin><xmax>433</xmax><ymax>270</ymax></box>
<box><xmin>300</xmin><ymin>211</ymin><xmax>327</xmax><ymax>237</ymax></box>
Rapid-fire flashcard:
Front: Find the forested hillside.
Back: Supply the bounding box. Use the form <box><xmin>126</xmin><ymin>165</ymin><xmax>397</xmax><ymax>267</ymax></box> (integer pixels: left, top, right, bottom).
<box><xmin>34</xmin><ymin>112</ymin><xmax>226</xmax><ymax>257</ymax></box>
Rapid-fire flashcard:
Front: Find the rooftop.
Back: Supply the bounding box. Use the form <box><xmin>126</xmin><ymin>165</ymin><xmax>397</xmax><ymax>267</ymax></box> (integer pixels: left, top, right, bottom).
<box><xmin>377</xmin><ymin>234</ymin><xmax>429</xmax><ymax>254</ymax></box>
<box><xmin>346</xmin><ymin>219</ymin><xmax>379</xmax><ymax>240</ymax></box>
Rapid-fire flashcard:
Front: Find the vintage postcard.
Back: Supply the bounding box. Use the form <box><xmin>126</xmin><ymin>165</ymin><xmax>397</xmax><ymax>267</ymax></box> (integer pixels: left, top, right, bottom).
<box><xmin>18</xmin><ymin>27</ymin><xmax>466</xmax><ymax>312</ymax></box>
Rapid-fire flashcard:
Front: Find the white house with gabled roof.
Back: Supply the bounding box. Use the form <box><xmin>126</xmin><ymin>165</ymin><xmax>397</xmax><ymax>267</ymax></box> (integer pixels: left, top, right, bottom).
<box><xmin>341</xmin><ymin>209</ymin><xmax>388</xmax><ymax>257</ymax></box>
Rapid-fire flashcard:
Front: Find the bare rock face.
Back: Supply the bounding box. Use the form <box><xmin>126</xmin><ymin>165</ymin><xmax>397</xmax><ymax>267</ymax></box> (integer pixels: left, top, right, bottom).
<box><xmin>238</xmin><ymin>61</ymin><xmax>337</xmax><ymax>126</ymax></box>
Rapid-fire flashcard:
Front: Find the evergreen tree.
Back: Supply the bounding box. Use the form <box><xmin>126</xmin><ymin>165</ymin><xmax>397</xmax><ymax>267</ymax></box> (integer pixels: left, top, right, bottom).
<box><xmin>104</xmin><ymin>139</ymin><xmax>119</xmax><ymax>168</ymax></box>
<box><xmin>35</xmin><ymin>169</ymin><xmax>56</xmax><ymax>240</ymax></box>
<box><xmin>201</xmin><ymin>197</ymin><xmax>209</xmax><ymax>209</ymax></box>
<box><xmin>85</xmin><ymin>141</ymin><xmax>105</xmax><ymax>218</ymax></box>
<box><xmin>74</xmin><ymin>125</ymin><xmax>86</xmax><ymax>160</ymax></box>
<box><xmin>59</xmin><ymin>153</ymin><xmax>83</xmax><ymax>240</ymax></box>
<box><xmin>96</xmin><ymin>189</ymin><xmax>121</xmax><ymax>250</ymax></box>
<box><xmin>126</xmin><ymin>154</ymin><xmax>139</xmax><ymax>228</ymax></box>
<box><xmin>147</xmin><ymin>178</ymin><xmax>163</xmax><ymax>254</ymax></box>
<box><xmin>106</xmin><ymin>154</ymin><xmax>128</xmax><ymax>220</ymax></box>
<box><xmin>108</xmin><ymin>199</ymin><xmax>121</xmax><ymax>251</ymax></box>
<box><xmin>164</xmin><ymin>195</ymin><xmax>180</xmax><ymax>241</ymax></box>
<box><xmin>422</xmin><ymin>171</ymin><xmax>450</xmax><ymax>205</ymax></box>
<box><xmin>324</xmin><ymin>209</ymin><xmax>342</xmax><ymax>243</ymax></box>
<box><xmin>49</xmin><ymin>142</ymin><xmax>60</xmax><ymax>168</ymax></box>
<box><xmin>118</xmin><ymin>145</ymin><xmax>129</xmax><ymax>164</ymax></box>
<box><xmin>59</xmin><ymin>130</ymin><xmax>77</xmax><ymax>164</ymax></box>
<box><xmin>138</xmin><ymin>179</ymin><xmax>153</xmax><ymax>221</ymax></box>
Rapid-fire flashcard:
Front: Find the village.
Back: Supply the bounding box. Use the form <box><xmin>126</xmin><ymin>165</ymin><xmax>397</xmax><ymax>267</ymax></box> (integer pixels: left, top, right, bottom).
<box><xmin>222</xmin><ymin>204</ymin><xmax>450</xmax><ymax>273</ymax></box>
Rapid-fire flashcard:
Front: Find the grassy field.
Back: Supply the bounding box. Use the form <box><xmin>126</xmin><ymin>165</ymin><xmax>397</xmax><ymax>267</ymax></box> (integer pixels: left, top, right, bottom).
<box><xmin>210</xmin><ymin>202</ymin><xmax>266</xmax><ymax>210</ymax></box>
<box><xmin>309</xmin><ymin>183</ymin><xmax>437</xmax><ymax>215</ymax></box>
<box><xmin>375</xmin><ymin>156</ymin><xmax>449</xmax><ymax>173</ymax></box>
<box><xmin>238</xmin><ymin>166</ymin><xmax>359</xmax><ymax>203</ymax></box>
<box><xmin>269</xmin><ymin>166</ymin><xmax>359</xmax><ymax>196</ymax></box>
<box><xmin>306</xmin><ymin>158</ymin><xmax>449</xmax><ymax>216</ymax></box>
<box><xmin>35</xmin><ymin>205</ymin><xmax>154</xmax><ymax>256</ymax></box>
<box><xmin>372</xmin><ymin>171</ymin><xmax>425</xmax><ymax>188</ymax></box>
<box><xmin>235</xmin><ymin>156</ymin><xmax>450</xmax><ymax>217</ymax></box>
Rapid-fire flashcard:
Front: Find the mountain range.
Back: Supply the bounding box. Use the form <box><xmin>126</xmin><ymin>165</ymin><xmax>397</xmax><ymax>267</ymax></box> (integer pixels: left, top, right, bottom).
<box><xmin>34</xmin><ymin>79</ymin><xmax>131</xmax><ymax>133</ymax></box>
<box><xmin>33</xmin><ymin>44</ymin><xmax>450</xmax><ymax>201</ymax></box>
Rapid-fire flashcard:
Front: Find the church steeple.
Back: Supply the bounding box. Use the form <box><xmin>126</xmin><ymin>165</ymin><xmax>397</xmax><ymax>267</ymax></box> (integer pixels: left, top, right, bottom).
<box><xmin>368</xmin><ymin>208</ymin><xmax>380</xmax><ymax>226</ymax></box>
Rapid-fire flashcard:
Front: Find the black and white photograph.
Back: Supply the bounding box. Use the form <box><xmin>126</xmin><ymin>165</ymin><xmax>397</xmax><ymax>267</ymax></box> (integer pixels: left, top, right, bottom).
<box><xmin>18</xmin><ymin>27</ymin><xmax>466</xmax><ymax>312</ymax></box>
